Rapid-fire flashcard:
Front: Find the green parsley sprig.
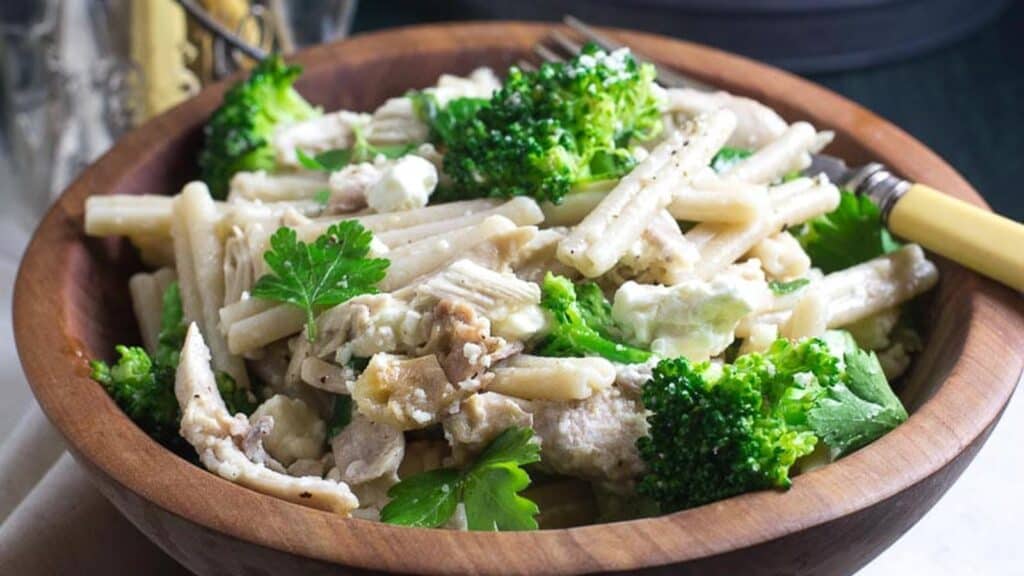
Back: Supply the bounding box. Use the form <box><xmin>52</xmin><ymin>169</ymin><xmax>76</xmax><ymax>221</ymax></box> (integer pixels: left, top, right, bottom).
<box><xmin>793</xmin><ymin>190</ymin><xmax>901</xmax><ymax>273</ymax></box>
<box><xmin>252</xmin><ymin>220</ymin><xmax>389</xmax><ymax>341</ymax></box>
<box><xmin>381</xmin><ymin>427</ymin><xmax>541</xmax><ymax>531</ymax></box>
<box><xmin>296</xmin><ymin>124</ymin><xmax>414</xmax><ymax>172</ymax></box>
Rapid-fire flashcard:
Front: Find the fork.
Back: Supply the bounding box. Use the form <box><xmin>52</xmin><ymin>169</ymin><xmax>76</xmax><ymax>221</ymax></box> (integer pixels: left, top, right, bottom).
<box><xmin>528</xmin><ymin>16</ymin><xmax>1024</xmax><ymax>292</ymax></box>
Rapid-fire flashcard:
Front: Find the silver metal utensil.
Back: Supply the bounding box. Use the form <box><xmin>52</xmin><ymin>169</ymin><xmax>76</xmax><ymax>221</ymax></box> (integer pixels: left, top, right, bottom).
<box><xmin>531</xmin><ymin>17</ymin><xmax>1024</xmax><ymax>291</ymax></box>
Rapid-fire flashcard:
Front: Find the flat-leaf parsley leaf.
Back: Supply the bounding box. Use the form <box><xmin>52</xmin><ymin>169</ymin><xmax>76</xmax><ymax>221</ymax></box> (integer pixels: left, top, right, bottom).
<box><xmin>380</xmin><ymin>427</ymin><xmax>541</xmax><ymax>530</ymax></box>
<box><xmin>252</xmin><ymin>221</ymin><xmax>389</xmax><ymax>340</ymax></box>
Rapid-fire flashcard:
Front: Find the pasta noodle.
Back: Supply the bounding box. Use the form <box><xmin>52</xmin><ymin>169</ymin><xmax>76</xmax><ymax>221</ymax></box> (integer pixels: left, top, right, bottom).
<box><xmin>722</xmin><ymin>122</ymin><xmax>833</xmax><ymax>185</ymax></box>
<box><xmin>172</xmin><ymin>182</ymin><xmax>249</xmax><ymax>387</ymax></box>
<box><xmin>488</xmin><ymin>355</ymin><xmax>615</xmax><ymax>401</ymax></box>
<box><xmin>669</xmin><ymin>179</ymin><xmax>769</xmax><ymax>223</ymax></box>
<box><xmin>128</xmin><ymin>268</ymin><xmax>176</xmax><ymax>353</ymax></box>
<box><xmin>381</xmin><ymin>215</ymin><xmax>519</xmax><ymax>291</ymax></box>
<box><xmin>375</xmin><ymin>197</ymin><xmax>543</xmax><ymax>247</ymax></box>
<box><xmin>558</xmin><ymin>109</ymin><xmax>737</xmax><ymax>278</ymax></box>
<box><xmin>228</xmin><ymin>170</ymin><xmax>330</xmax><ymax>202</ymax></box>
<box><xmin>686</xmin><ymin>176</ymin><xmax>839</xmax><ymax>278</ymax></box>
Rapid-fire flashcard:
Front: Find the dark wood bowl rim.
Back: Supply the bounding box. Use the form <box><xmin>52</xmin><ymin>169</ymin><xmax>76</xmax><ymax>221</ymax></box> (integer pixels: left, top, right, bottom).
<box><xmin>13</xmin><ymin>22</ymin><xmax>1024</xmax><ymax>574</ymax></box>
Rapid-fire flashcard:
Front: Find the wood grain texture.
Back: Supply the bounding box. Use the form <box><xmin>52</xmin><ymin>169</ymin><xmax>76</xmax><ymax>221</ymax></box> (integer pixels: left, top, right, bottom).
<box><xmin>12</xmin><ymin>22</ymin><xmax>1024</xmax><ymax>576</ymax></box>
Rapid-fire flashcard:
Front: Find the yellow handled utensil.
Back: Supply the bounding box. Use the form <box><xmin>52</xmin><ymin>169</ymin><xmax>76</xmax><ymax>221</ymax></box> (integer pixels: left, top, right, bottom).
<box><xmin>557</xmin><ymin>15</ymin><xmax>1024</xmax><ymax>291</ymax></box>
<box><xmin>810</xmin><ymin>157</ymin><xmax>1024</xmax><ymax>292</ymax></box>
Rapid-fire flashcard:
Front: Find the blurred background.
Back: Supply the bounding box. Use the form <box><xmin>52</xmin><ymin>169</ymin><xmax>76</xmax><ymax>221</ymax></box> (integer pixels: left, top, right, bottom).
<box><xmin>0</xmin><ymin>1</ymin><xmax>1020</xmax><ymax>574</ymax></box>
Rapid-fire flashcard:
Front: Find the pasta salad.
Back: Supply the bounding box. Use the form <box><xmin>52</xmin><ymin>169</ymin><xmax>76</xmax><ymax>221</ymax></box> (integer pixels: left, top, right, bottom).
<box><xmin>84</xmin><ymin>47</ymin><xmax>937</xmax><ymax>530</ymax></box>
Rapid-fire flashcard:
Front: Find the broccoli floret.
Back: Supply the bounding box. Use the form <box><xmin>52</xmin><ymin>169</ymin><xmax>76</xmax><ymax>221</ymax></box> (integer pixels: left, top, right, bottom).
<box><xmin>421</xmin><ymin>45</ymin><xmax>662</xmax><ymax>204</ymax></box>
<box><xmin>90</xmin><ymin>345</ymin><xmax>180</xmax><ymax>443</ymax></box>
<box><xmin>534</xmin><ymin>273</ymin><xmax>651</xmax><ymax>364</ymax></box>
<box><xmin>199</xmin><ymin>54</ymin><xmax>320</xmax><ymax>198</ymax></box>
<box><xmin>90</xmin><ymin>282</ymin><xmax>257</xmax><ymax>453</ymax></box>
<box><xmin>637</xmin><ymin>336</ymin><xmax>907</xmax><ymax>512</ymax></box>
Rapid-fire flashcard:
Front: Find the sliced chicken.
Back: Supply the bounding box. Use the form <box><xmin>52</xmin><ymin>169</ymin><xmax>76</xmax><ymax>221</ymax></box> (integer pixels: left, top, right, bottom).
<box><xmin>176</xmin><ymin>323</ymin><xmax>358</xmax><ymax>514</ymax></box>
<box><xmin>418</xmin><ymin>299</ymin><xmax>522</xmax><ymax>386</ymax></box>
<box><xmin>525</xmin><ymin>388</ymin><xmax>649</xmax><ymax>484</ymax></box>
<box><xmin>351</xmin><ymin>353</ymin><xmax>471</xmax><ymax>430</ymax></box>
<box><xmin>443</xmin><ymin>392</ymin><xmax>533</xmax><ymax>464</ymax></box>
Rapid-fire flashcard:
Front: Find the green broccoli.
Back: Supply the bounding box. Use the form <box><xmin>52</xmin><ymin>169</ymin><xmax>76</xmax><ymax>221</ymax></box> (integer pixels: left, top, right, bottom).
<box><xmin>416</xmin><ymin>44</ymin><xmax>663</xmax><ymax>204</ymax></box>
<box><xmin>90</xmin><ymin>283</ymin><xmax>256</xmax><ymax>452</ymax></box>
<box><xmin>637</xmin><ymin>335</ymin><xmax>907</xmax><ymax>512</ymax></box>
<box><xmin>91</xmin><ymin>345</ymin><xmax>181</xmax><ymax>445</ymax></box>
<box><xmin>534</xmin><ymin>273</ymin><xmax>651</xmax><ymax>364</ymax></box>
<box><xmin>199</xmin><ymin>54</ymin><xmax>320</xmax><ymax>198</ymax></box>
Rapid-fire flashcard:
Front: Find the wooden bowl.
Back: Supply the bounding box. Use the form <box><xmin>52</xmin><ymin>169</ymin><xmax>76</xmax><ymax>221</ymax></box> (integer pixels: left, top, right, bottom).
<box><xmin>13</xmin><ymin>22</ymin><xmax>1024</xmax><ymax>576</ymax></box>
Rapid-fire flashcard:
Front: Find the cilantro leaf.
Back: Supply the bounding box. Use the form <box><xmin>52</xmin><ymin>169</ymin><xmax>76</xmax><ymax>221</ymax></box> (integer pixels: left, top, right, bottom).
<box><xmin>768</xmin><ymin>278</ymin><xmax>810</xmax><ymax>295</ymax></box>
<box><xmin>807</xmin><ymin>348</ymin><xmax>908</xmax><ymax>459</ymax></box>
<box><xmin>793</xmin><ymin>190</ymin><xmax>901</xmax><ymax>273</ymax></box>
<box><xmin>380</xmin><ymin>469</ymin><xmax>461</xmax><ymax>527</ymax></box>
<box><xmin>381</xmin><ymin>427</ymin><xmax>541</xmax><ymax>531</ymax></box>
<box><xmin>251</xmin><ymin>221</ymin><xmax>389</xmax><ymax>341</ymax></box>
<box><xmin>710</xmin><ymin>147</ymin><xmax>752</xmax><ymax>173</ymax></box>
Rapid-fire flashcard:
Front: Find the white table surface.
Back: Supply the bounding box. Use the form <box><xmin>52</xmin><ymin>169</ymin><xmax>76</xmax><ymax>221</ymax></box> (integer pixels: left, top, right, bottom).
<box><xmin>0</xmin><ymin>136</ymin><xmax>1021</xmax><ymax>576</ymax></box>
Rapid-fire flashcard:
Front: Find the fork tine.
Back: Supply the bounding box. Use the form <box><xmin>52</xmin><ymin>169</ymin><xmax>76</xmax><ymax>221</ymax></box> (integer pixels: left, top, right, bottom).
<box><xmin>549</xmin><ymin>30</ymin><xmax>584</xmax><ymax>58</ymax></box>
<box><xmin>563</xmin><ymin>15</ymin><xmax>624</xmax><ymax>53</ymax></box>
<box><xmin>562</xmin><ymin>14</ymin><xmax>711</xmax><ymax>91</ymax></box>
<box><xmin>516</xmin><ymin>59</ymin><xmax>537</xmax><ymax>72</ymax></box>
<box><xmin>534</xmin><ymin>43</ymin><xmax>564</xmax><ymax>63</ymax></box>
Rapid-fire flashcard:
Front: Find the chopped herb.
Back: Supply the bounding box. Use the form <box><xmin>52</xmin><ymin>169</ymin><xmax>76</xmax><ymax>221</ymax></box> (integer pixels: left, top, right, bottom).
<box><xmin>251</xmin><ymin>221</ymin><xmax>389</xmax><ymax>341</ymax></box>
<box><xmin>381</xmin><ymin>427</ymin><xmax>541</xmax><ymax>530</ymax></box>
<box><xmin>768</xmin><ymin>278</ymin><xmax>811</xmax><ymax>295</ymax></box>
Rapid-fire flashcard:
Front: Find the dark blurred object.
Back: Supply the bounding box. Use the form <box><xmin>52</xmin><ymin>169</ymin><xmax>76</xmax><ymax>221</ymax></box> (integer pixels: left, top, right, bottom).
<box><xmin>354</xmin><ymin>0</ymin><xmax>1011</xmax><ymax>73</ymax></box>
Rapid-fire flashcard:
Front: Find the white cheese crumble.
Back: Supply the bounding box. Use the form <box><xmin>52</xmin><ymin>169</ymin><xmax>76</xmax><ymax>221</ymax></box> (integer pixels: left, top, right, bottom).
<box><xmin>365</xmin><ymin>155</ymin><xmax>438</xmax><ymax>213</ymax></box>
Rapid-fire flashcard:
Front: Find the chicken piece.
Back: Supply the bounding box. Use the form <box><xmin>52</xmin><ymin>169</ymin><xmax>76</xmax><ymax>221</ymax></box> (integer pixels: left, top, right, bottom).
<box><xmin>609</xmin><ymin>209</ymin><xmax>699</xmax><ymax>286</ymax></box>
<box><xmin>418</xmin><ymin>299</ymin><xmax>522</xmax><ymax>385</ymax></box>
<box><xmin>612</xmin><ymin>260</ymin><xmax>771</xmax><ymax>360</ymax></box>
<box><xmin>272</xmin><ymin>110</ymin><xmax>371</xmax><ymax>167</ymax></box>
<box><xmin>412</xmin><ymin>259</ymin><xmax>546</xmax><ymax>342</ymax></box>
<box><xmin>398</xmin><ymin>439</ymin><xmax>450</xmax><ymax>477</ymax></box>
<box><xmin>525</xmin><ymin>388</ymin><xmax>649</xmax><ymax>483</ymax></box>
<box><xmin>287</xmin><ymin>457</ymin><xmax>330</xmax><ymax>478</ymax></box>
<box><xmin>332</xmin><ymin>412</ymin><xmax>405</xmax><ymax>489</ymax></box>
<box><xmin>612</xmin><ymin>358</ymin><xmax>658</xmax><ymax>399</ymax></box>
<box><xmin>326</xmin><ymin>162</ymin><xmax>381</xmax><ymax>213</ymax></box>
<box><xmin>242</xmin><ymin>415</ymin><xmax>284</xmax><ymax>472</ymax></box>
<box><xmin>223</xmin><ymin>223</ymin><xmax>271</xmax><ymax>305</ymax></box>
<box><xmin>660</xmin><ymin>87</ymin><xmax>788</xmax><ymax>150</ymax></box>
<box><xmin>352</xmin><ymin>353</ymin><xmax>469</xmax><ymax>430</ymax></box>
<box><xmin>175</xmin><ymin>324</ymin><xmax>358</xmax><ymax>514</ymax></box>
<box><xmin>443</xmin><ymin>392</ymin><xmax>533</xmax><ymax>464</ymax></box>
<box><xmin>250</xmin><ymin>394</ymin><xmax>327</xmax><ymax>467</ymax></box>
<box><xmin>313</xmin><ymin>293</ymin><xmax>429</xmax><ymax>365</ymax></box>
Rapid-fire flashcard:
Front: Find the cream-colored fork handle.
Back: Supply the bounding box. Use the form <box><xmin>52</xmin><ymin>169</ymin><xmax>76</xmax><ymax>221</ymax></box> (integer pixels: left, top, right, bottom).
<box><xmin>888</xmin><ymin>184</ymin><xmax>1024</xmax><ymax>292</ymax></box>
